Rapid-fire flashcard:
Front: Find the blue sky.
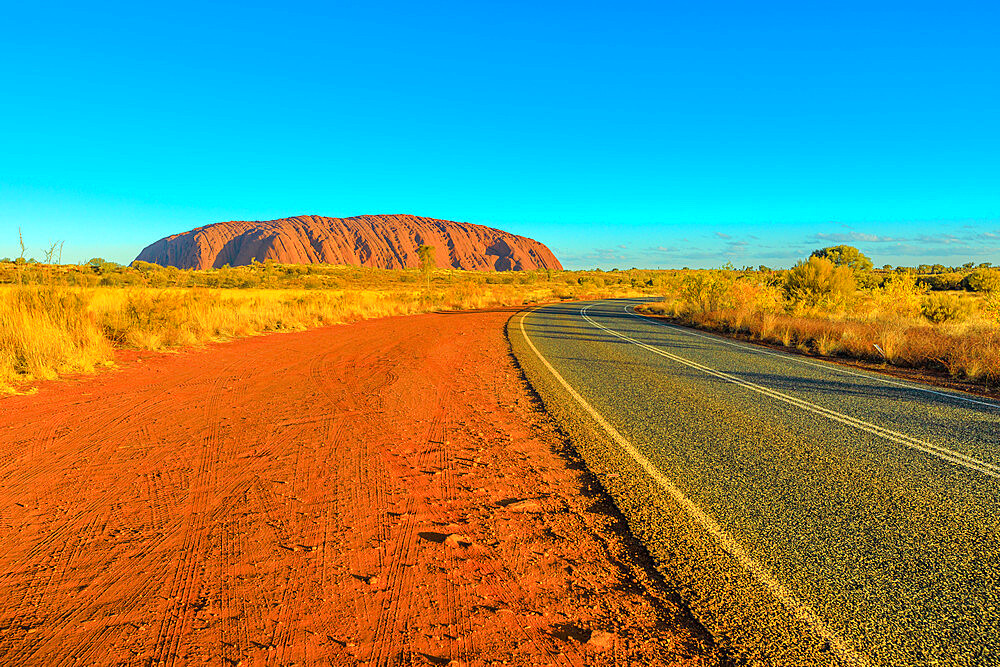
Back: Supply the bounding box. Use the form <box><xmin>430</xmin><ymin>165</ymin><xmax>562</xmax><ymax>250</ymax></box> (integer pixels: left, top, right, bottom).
<box><xmin>2</xmin><ymin>1</ymin><xmax>998</xmax><ymax>269</ymax></box>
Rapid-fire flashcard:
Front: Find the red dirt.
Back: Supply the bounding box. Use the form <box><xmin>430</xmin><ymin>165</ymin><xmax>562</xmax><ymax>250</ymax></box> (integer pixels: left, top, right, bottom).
<box><xmin>134</xmin><ymin>214</ymin><xmax>564</xmax><ymax>271</ymax></box>
<box><xmin>0</xmin><ymin>308</ymin><xmax>718</xmax><ymax>666</ymax></box>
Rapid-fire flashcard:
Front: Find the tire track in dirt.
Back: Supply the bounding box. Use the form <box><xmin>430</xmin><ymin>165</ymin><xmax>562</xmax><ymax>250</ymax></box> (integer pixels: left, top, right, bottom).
<box><xmin>306</xmin><ymin>350</ymin><xmax>373</xmax><ymax>663</ymax></box>
<box><xmin>149</xmin><ymin>357</ymin><xmax>249</xmax><ymax>667</ymax></box>
<box><xmin>311</xmin><ymin>350</ymin><xmax>408</xmax><ymax>665</ymax></box>
<box><xmin>1</xmin><ymin>308</ymin><xmax>724</xmax><ymax>667</ymax></box>
<box><xmin>371</xmin><ymin>399</ymin><xmax>445</xmax><ymax>666</ymax></box>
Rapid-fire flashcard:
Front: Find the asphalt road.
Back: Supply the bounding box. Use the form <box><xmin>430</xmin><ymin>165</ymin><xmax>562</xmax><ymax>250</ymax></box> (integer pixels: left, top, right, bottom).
<box><xmin>511</xmin><ymin>298</ymin><xmax>1000</xmax><ymax>667</ymax></box>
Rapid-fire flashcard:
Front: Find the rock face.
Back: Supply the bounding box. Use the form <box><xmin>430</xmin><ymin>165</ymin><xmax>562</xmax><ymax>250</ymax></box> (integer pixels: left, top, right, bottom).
<box><xmin>134</xmin><ymin>214</ymin><xmax>563</xmax><ymax>271</ymax></box>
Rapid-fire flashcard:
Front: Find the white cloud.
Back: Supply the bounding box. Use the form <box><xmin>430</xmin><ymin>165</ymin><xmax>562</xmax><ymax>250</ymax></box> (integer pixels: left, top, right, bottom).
<box><xmin>813</xmin><ymin>232</ymin><xmax>903</xmax><ymax>243</ymax></box>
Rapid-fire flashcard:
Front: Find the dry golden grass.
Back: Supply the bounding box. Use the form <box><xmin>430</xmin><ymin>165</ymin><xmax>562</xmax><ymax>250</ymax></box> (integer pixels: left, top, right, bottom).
<box><xmin>9</xmin><ymin>257</ymin><xmax>998</xmax><ymax>394</ymax></box>
<box><xmin>0</xmin><ymin>287</ymin><xmax>112</xmax><ymax>389</ymax></box>
<box><xmin>1</xmin><ymin>277</ymin><xmax>648</xmax><ymax>393</ymax></box>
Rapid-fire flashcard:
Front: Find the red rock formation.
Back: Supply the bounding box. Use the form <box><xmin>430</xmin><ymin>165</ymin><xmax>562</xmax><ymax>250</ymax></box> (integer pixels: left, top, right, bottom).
<box><xmin>134</xmin><ymin>214</ymin><xmax>563</xmax><ymax>271</ymax></box>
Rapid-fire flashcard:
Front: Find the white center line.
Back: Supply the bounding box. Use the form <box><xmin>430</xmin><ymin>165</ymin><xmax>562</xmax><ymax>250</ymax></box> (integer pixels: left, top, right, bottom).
<box><xmin>622</xmin><ymin>301</ymin><xmax>1000</xmax><ymax>411</ymax></box>
<box><xmin>518</xmin><ymin>308</ymin><xmax>869</xmax><ymax>667</ymax></box>
<box><xmin>581</xmin><ymin>304</ymin><xmax>1000</xmax><ymax>479</ymax></box>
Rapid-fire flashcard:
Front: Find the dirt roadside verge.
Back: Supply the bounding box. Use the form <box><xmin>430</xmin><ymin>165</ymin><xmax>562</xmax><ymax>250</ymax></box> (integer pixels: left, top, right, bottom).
<box><xmin>0</xmin><ymin>306</ymin><xmax>722</xmax><ymax>666</ymax></box>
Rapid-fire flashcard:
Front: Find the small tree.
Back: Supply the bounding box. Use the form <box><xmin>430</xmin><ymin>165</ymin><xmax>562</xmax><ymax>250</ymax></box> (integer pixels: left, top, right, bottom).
<box><xmin>810</xmin><ymin>245</ymin><xmax>874</xmax><ymax>272</ymax></box>
<box><xmin>86</xmin><ymin>257</ymin><xmax>120</xmax><ymax>275</ymax></box>
<box><xmin>417</xmin><ymin>244</ymin><xmax>435</xmax><ymax>286</ymax></box>
<box><xmin>16</xmin><ymin>227</ymin><xmax>26</xmax><ymax>285</ymax></box>
<box><xmin>921</xmin><ymin>293</ymin><xmax>973</xmax><ymax>323</ymax></box>
<box><xmin>43</xmin><ymin>240</ymin><xmax>64</xmax><ymax>264</ymax></box>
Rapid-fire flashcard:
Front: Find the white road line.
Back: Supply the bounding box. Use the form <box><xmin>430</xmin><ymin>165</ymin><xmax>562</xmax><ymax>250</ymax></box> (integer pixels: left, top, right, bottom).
<box><xmin>621</xmin><ymin>301</ymin><xmax>1000</xmax><ymax>411</ymax></box>
<box><xmin>517</xmin><ymin>309</ymin><xmax>868</xmax><ymax>667</ymax></box>
<box><xmin>581</xmin><ymin>304</ymin><xmax>1000</xmax><ymax>479</ymax></box>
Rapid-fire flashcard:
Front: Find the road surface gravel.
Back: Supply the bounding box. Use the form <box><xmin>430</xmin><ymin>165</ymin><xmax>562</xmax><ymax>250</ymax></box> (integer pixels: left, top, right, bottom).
<box><xmin>512</xmin><ymin>299</ymin><xmax>1000</xmax><ymax>667</ymax></box>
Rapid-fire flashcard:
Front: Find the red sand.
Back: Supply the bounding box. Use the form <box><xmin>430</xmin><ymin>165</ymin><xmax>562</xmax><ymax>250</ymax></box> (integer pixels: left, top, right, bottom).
<box><xmin>0</xmin><ymin>308</ymin><xmax>717</xmax><ymax>666</ymax></box>
<box><xmin>134</xmin><ymin>214</ymin><xmax>564</xmax><ymax>271</ymax></box>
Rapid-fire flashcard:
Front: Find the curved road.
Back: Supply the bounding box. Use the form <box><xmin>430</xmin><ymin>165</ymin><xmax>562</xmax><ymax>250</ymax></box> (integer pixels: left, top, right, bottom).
<box><xmin>513</xmin><ymin>298</ymin><xmax>1000</xmax><ymax>667</ymax></box>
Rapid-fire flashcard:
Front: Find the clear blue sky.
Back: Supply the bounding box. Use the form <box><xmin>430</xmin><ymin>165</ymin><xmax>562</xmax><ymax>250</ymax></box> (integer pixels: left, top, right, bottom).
<box><xmin>2</xmin><ymin>1</ymin><xmax>998</xmax><ymax>269</ymax></box>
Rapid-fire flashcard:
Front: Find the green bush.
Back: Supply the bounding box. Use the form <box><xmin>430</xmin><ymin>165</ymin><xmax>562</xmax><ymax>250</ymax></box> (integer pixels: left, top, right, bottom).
<box><xmin>785</xmin><ymin>257</ymin><xmax>856</xmax><ymax>310</ymax></box>
<box><xmin>921</xmin><ymin>293</ymin><xmax>973</xmax><ymax>323</ymax></box>
<box><xmin>855</xmin><ymin>271</ymin><xmax>883</xmax><ymax>290</ymax></box>
<box><xmin>810</xmin><ymin>245</ymin><xmax>874</xmax><ymax>272</ymax></box>
<box><xmin>916</xmin><ymin>272</ymin><xmax>966</xmax><ymax>291</ymax></box>
<box><xmin>964</xmin><ymin>269</ymin><xmax>1000</xmax><ymax>293</ymax></box>
<box><xmin>680</xmin><ymin>270</ymin><xmax>736</xmax><ymax>314</ymax></box>
<box><xmin>130</xmin><ymin>260</ymin><xmax>162</xmax><ymax>272</ymax></box>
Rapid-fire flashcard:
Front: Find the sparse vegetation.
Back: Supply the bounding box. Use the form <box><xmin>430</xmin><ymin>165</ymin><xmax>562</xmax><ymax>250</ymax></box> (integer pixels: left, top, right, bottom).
<box><xmin>964</xmin><ymin>268</ymin><xmax>1000</xmax><ymax>294</ymax></box>
<box><xmin>641</xmin><ymin>247</ymin><xmax>1000</xmax><ymax>388</ymax></box>
<box><xmin>5</xmin><ymin>244</ymin><xmax>1000</xmax><ymax>393</ymax></box>
<box><xmin>0</xmin><ymin>260</ymin><xmax>658</xmax><ymax>392</ymax></box>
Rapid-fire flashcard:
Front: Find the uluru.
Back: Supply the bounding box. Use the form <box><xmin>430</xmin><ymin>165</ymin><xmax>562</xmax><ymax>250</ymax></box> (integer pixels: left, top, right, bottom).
<box><xmin>134</xmin><ymin>214</ymin><xmax>563</xmax><ymax>271</ymax></box>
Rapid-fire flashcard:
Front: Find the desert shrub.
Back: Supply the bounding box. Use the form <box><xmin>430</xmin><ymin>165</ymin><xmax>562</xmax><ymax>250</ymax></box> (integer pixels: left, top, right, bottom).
<box><xmin>785</xmin><ymin>257</ymin><xmax>856</xmax><ymax>311</ymax></box>
<box><xmin>98</xmin><ymin>272</ymin><xmax>144</xmax><ymax>287</ymax></box>
<box><xmin>916</xmin><ymin>272</ymin><xmax>965</xmax><ymax>291</ymax></box>
<box><xmin>855</xmin><ymin>271</ymin><xmax>884</xmax><ymax>290</ymax></box>
<box><xmin>964</xmin><ymin>269</ymin><xmax>1000</xmax><ymax>293</ymax></box>
<box><xmin>710</xmin><ymin>278</ymin><xmax>786</xmax><ymax>332</ymax></box>
<box><xmin>921</xmin><ymin>293</ymin><xmax>974</xmax><ymax>323</ymax></box>
<box><xmin>679</xmin><ymin>270</ymin><xmax>737</xmax><ymax>314</ymax></box>
<box><xmin>730</xmin><ymin>278</ymin><xmax>783</xmax><ymax>313</ymax></box>
<box><xmin>86</xmin><ymin>258</ymin><xmax>122</xmax><ymax>274</ymax></box>
<box><xmin>984</xmin><ymin>293</ymin><xmax>1000</xmax><ymax>322</ymax></box>
<box><xmin>130</xmin><ymin>260</ymin><xmax>162</xmax><ymax>272</ymax></box>
<box><xmin>866</xmin><ymin>272</ymin><xmax>925</xmax><ymax>319</ymax></box>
